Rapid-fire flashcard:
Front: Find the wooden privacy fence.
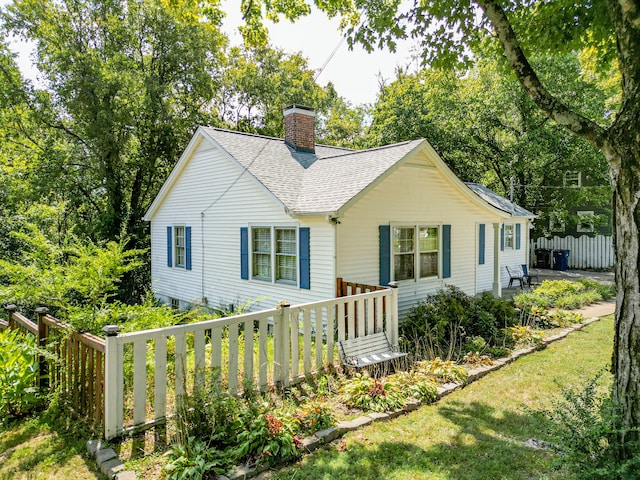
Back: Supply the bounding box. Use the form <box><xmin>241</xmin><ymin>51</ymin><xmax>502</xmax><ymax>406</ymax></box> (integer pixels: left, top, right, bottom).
<box><xmin>532</xmin><ymin>235</ymin><xmax>614</xmax><ymax>270</ymax></box>
<box><xmin>104</xmin><ymin>285</ymin><xmax>399</xmax><ymax>440</ymax></box>
<box><xmin>2</xmin><ymin>305</ymin><xmax>105</xmax><ymax>426</ymax></box>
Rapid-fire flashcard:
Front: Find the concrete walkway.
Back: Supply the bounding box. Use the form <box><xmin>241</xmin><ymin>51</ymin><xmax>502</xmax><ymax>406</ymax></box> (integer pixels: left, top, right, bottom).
<box><xmin>577</xmin><ymin>299</ymin><xmax>616</xmax><ymax>318</ymax></box>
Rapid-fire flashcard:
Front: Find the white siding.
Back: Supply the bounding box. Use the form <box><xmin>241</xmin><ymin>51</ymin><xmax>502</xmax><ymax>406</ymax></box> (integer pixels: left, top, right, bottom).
<box><xmin>336</xmin><ymin>152</ymin><xmax>503</xmax><ymax>317</ymax></box>
<box><xmin>149</xmin><ymin>140</ymin><xmax>336</xmax><ymax>312</ymax></box>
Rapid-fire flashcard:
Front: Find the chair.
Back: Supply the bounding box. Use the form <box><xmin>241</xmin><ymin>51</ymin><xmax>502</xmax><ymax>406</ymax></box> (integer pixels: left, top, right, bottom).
<box><xmin>521</xmin><ymin>264</ymin><xmax>539</xmax><ymax>287</ymax></box>
<box><xmin>505</xmin><ymin>265</ymin><xmax>526</xmax><ymax>289</ymax></box>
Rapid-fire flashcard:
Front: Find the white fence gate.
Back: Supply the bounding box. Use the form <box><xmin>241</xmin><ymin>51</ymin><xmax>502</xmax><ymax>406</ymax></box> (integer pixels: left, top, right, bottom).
<box><xmin>103</xmin><ymin>287</ymin><xmax>399</xmax><ymax>440</ymax></box>
<box><xmin>532</xmin><ymin>235</ymin><xmax>614</xmax><ymax>270</ymax></box>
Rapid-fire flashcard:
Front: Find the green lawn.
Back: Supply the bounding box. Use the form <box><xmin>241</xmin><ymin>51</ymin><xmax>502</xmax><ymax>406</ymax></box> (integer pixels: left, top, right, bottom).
<box><xmin>267</xmin><ymin>316</ymin><xmax>614</xmax><ymax>480</ymax></box>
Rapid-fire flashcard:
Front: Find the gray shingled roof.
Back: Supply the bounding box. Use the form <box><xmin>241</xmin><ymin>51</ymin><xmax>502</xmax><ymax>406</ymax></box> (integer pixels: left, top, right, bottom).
<box><xmin>202</xmin><ymin>127</ymin><xmax>422</xmax><ymax>214</ymax></box>
<box><xmin>465</xmin><ymin>182</ymin><xmax>535</xmax><ymax>218</ymax></box>
<box><xmin>200</xmin><ymin>127</ymin><xmax>531</xmax><ymax>218</ymax></box>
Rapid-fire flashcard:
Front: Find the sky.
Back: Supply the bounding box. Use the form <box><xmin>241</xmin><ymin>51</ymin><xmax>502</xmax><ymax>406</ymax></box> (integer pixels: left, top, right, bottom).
<box><xmin>1</xmin><ymin>0</ymin><xmax>418</xmax><ymax>106</ymax></box>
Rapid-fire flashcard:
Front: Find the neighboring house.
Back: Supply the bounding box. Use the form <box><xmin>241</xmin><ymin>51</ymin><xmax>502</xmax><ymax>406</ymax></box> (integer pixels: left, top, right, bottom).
<box><xmin>532</xmin><ymin>170</ymin><xmax>614</xmax><ymax>270</ymax></box>
<box><xmin>144</xmin><ymin>105</ymin><xmax>535</xmax><ymax>317</ymax></box>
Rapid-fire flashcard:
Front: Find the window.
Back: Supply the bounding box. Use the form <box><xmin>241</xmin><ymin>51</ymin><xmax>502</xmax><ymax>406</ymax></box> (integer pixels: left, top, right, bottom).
<box><xmin>549</xmin><ymin>215</ymin><xmax>565</xmax><ymax>233</ymax></box>
<box><xmin>503</xmin><ymin>224</ymin><xmax>515</xmax><ymax>249</ymax></box>
<box><xmin>174</xmin><ymin>226</ymin><xmax>186</xmax><ymax>267</ymax></box>
<box><xmin>577</xmin><ymin>211</ymin><xmax>595</xmax><ymax>233</ymax></box>
<box><xmin>251</xmin><ymin>226</ymin><xmax>297</xmax><ymax>284</ymax></box>
<box><xmin>167</xmin><ymin>225</ymin><xmax>191</xmax><ymax>270</ymax></box>
<box><xmin>564</xmin><ymin>171</ymin><xmax>581</xmax><ymax>187</ymax></box>
<box><xmin>393</xmin><ymin>225</ymin><xmax>439</xmax><ymax>281</ymax></box>
<box><xmin>170</xmin><ymin>297</ymin><xmax>180</xmax><ymax>310</ymax></box>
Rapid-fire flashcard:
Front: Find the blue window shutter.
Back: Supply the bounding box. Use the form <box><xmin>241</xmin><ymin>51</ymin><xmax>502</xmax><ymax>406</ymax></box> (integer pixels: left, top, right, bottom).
<box><xmin>379</xmin><ymin>225</ymin><xmax>391</xmax><ymax>286</ymax></box>
<box><xmin>167</xmin><ymin>226</ymin><xmax>173</xmax><ymax>267</ymax></box>
<box><xmin>185</xmin><ymin>226</ymin><xmax>192</xmax><ymax>270</ymax></box>
<box><xmin>240</xmin><ymin>227</ymin><xmax>248</xmax><ymax>280</ymax></box>
<box><xmin>443</xmin><ymin>224</ymin><xmax>451</xmax><ymax>278</ymax></box>
<box><xmin>479</xmin><ymin>224</ymin><xmax>485</xmax><ymax>265</ymax></box>
<box><xmin>299</xmin><ymin>227</ymin><xmax>310</xmax><ymax>289</ymax></box>
<box><xmin>500</xmin><ymin>224</ymin><xmax>505</xmax><ymax>251</ymax></box>
<box><xmin>516</xmin><ymin>223</ymin><xmax>521</xmax><ymax>250</ymax></box>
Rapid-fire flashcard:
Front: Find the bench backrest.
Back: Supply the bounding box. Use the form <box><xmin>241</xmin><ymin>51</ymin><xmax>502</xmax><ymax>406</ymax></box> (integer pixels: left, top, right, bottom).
<box><xmin>506</xmin><ymin>265</ymin><xmax>523</xmax><ymax>278</ymax></box>
<box><xmin>339</xmin><ymin>331</ymin><xmax>394</xmax><ymax>360</ymax></box>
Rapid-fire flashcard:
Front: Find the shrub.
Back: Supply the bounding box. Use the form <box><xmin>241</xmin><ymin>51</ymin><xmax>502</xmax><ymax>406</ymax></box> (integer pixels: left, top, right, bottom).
<box><xmin>0</xmin><ymin>329</ymin><xmax>41</xmax><ymax>421</ymax></box>
<box><xmin>503</xmin><ymin>325</ymin><xmax>544</xmax><ymax>349</ymax></box>
<box><xmin>338</xmin><ymin>372</ymin><xmax>407</xmax><ymax>412</ymax></box>
<box><xmin>293</xmin><ymin>400</ymin><xmax>335</xmax><ymax>433</ymax></box>
<box><xmin>236</xmin><ymin>412</ymin><xmax>300</xmax><ymax>464</ymax></box>
<box><xmin>462</xmin><ymin>352</ymin><xmax>494</xmax><ymax>366</ymax></box>
<box><xmin>389</xmin><ymin>370</ymin><xmax>438</xmax><ymax>403</ymax></box>
<box><xmin>537</xmin><ymin>372</ymin><xmax>640</xmax><ymax>479</ymax></box>
<box><xmin>164</xmin><ymin>438</ymin><xmax>226</xmax><ymax>480</ymax></box>
<box><xmin>401</xmin><ymin>286</ymin><xmax>517</xmax><ymax>361</ymax></box>
<box><xmin>416</xmin><ymin>358</ymin><xmax>469</xmax><ymax>384</ymax></box>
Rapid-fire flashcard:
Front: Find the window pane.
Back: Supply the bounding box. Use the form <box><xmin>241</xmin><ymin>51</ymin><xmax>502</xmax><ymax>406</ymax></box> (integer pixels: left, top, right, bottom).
<box><xmin>419</xmin><ymin>227</ymin><xmax>438</xmax><ymax>251</ymax></box>
<box><xmin>253</xmin><ymin>228</ymin><xmax>271</xmax><ymax>253</ymax></box>
<box><xmin>393</xmin><ymin>227</ymin><xmax>414</xmax><ymax>253</ymax></box>
<box><xmin>394</xmin><ymin>253</ymin><xmax>414</xmax><ymax>280</ymax></box>
<box><xmin>276</xmin><ymin>228</ymin><xmax>296</xmax><ymax>254</ymax></box>
<box><xmin>276</xmin><ymin>254</ymin><xmax>297</xmax><ymax>282</ymax></box>
<box><xmin>504</xmin><ymin>224</ymin><xmax>514</xmax><ymax>249</ymax></box>
<box><xmin>253</xmin><ymin>253</ymin><xmax>271</xmax><ymax>280</ymax></box>
<box><xmin>420</xmin><ymin>252</ymin><xmax>438</xmax><ymax>277</ymax></box>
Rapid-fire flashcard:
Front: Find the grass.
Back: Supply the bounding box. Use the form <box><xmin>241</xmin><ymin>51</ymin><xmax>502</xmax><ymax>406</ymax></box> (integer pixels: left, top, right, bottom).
<box><xmin>0</xmin><ymin>414</ymin><xmax>101</xmax><ymax>480</ymax></box>
<box><xmin>264</xmin><ymin>315</ymin><xmax>614</xmax><ymax>480</ymax></box>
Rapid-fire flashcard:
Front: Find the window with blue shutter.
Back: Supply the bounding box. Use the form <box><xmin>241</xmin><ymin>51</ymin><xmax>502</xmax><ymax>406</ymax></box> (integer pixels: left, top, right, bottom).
<box><xmin>442</xmin><ymin>224</ymin><xmax>451</xmax><ymax>278</ymax></box>
<box><xmin>299</xmin><ymin>227</ymin><xmax>310</xmax><ymax>289</ymax></box>
<box><xmin>167</xmin><ymin>226</ymin><xmax>173</xmax><ymax>267</ymax></box>
<box><xmin>240</xmin><ymin>227</ymin><xmax>248</xmax><ymax>280</ymax></box>
<box><xmin>379</xmin><ymin>225</ymin><xmax>391</xmax><ymax>286</ymax></box>
<box><xmin>479</xmin><ymin>224</ymin><xmax>485</xmax><ymax>265</ymax></box>
<box><xmin>185</xmin><ymin>226</ymin><xmax>192</xmax><ymax>270</ymax></box>
<box><xmin>515</xmin><ymin>223</ymin><xmax>521</xmax><ymax>250</ymax></box>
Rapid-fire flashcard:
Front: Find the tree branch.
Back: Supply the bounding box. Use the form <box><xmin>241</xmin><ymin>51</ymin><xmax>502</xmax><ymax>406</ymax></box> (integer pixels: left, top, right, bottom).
<box><xmin>475</xmin><ymin>0</ymin><xmax>609</xmax><ymax>150</ymax></box>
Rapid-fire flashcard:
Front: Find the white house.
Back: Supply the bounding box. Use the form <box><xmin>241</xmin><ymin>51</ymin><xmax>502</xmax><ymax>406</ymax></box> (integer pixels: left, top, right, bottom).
<box><xmin>144</xmin><ymin>105</ymin><xmax>535</xmax><ymax>316</ymax></box>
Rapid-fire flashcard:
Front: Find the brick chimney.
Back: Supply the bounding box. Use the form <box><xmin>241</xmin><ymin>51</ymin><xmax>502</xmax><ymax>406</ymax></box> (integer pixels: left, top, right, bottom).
<box><xmin>283</xmin><ymin>104</ymin><xmax>315</xmax><ymax>153</ymax></box>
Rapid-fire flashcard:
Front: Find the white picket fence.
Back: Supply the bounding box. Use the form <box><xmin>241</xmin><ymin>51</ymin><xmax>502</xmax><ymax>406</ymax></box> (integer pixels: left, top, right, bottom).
<box><xmin>104</xmin><ymin>286</ymin><xmax>399</xmax><ymax>440</ymax></box>
<box><xmin>532</xmin><ymin>235</ymin><xmax>614</xmax><ymax>270</ymax></box>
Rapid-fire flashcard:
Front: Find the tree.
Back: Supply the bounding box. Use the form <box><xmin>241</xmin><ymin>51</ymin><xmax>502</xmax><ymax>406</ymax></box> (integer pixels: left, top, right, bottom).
<box><xmin>242</xmin><ymin>0</ymin><xmax>640</xmax><ymax>459</ymax></box>
<box><xmin>367</xmin><ymin>55</ymin><xmax>611</xmax><ymax>227</ymax></box>
<box><xmin>2</xmin><ymin>0</ymin><xmax>226</xmax><ymax>244</ymax></box>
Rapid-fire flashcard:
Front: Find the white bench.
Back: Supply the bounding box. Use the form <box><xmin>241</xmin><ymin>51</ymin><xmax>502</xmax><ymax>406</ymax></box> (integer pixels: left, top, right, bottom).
<box><xmin>338</xmin><ymin>331</ymin><xmax>407</xmax><ymax>368</ymax></box>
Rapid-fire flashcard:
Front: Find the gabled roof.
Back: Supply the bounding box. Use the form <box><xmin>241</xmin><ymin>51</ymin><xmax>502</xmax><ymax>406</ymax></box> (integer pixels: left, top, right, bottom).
<box><xmin>144</xmin><ymin>127</ymin><xmax>532</xmax><ymax>221</ymax></box>
<box><xmin>465</xmin><ymin>183</ymin><xmax>535</xmax><ymax>218</ymax></box>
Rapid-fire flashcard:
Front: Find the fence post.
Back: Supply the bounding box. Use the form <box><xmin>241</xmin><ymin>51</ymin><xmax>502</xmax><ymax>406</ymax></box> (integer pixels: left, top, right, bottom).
<box><xmin>35</xmin><ymin>307</ymin><xmax>49</xmax><ymax>389</ymax></box>
<box><xmin>103</xmin><ymin>324</ymin><xmax>121</xmax><ymax>440</ymax></box>
<box><xmin>386</xmin><ymin>282</ymin><xmax>399</xmax><ymax>345</ymax></box>
<box><xmin>274</xmin><ymin>301</ymin><xmax>290</xmax><ymax>388</ymax></box>
<box><xmin>5</xmin><ymin>304</ymin><xmax>17</xmax><ymax>330</ymax></box>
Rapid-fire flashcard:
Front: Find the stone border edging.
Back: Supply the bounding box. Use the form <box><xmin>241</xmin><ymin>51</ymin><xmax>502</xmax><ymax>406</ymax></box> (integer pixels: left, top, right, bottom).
<box><xmin>86</xmin><ymin>440</ymin><xmax>136</xmax><ymax>480</ymax></box>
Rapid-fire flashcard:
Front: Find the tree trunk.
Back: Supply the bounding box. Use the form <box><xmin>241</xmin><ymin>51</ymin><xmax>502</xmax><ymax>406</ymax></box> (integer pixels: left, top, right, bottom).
<box><xmin>608</xmin><ymin>119</ymin><xmax>640</xmax><ymax>458</ymax></box>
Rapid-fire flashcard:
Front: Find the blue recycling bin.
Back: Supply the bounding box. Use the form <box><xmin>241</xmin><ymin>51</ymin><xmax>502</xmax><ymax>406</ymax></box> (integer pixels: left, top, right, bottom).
<box><xmin>553</xmin><ymin>249</ymin><xmax>570</xmax><ymax>271</ymax></box>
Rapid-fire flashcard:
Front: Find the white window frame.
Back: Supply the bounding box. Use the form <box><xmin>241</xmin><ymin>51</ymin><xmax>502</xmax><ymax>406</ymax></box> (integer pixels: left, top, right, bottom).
<box><xmin>503</xmin><ymin>223</ymin><xmax>515</xmax><ymax>249</ymax></box>
<box><xmin>577</xmin><ymin>211</ymin><xmax>595</xmax><ymax>233</ymax></box>
<box><xmin>392</xmin><ymin>224</ymin><xmax>440</xmax><ymax>282</ymax></box>
<box><xmin>563</xmin><ymin>171</ymin><xmax>581</xmax><ymax>187</ymax></box>
<box><xmin>250</xmin><ymin>225</ymin><xmax>298</xmax><ymax>285</ymax></box>
<box><xmin>174</xmin><ymin>225</ymin><xmax>186</xmax><ymax>268</ymax></box>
